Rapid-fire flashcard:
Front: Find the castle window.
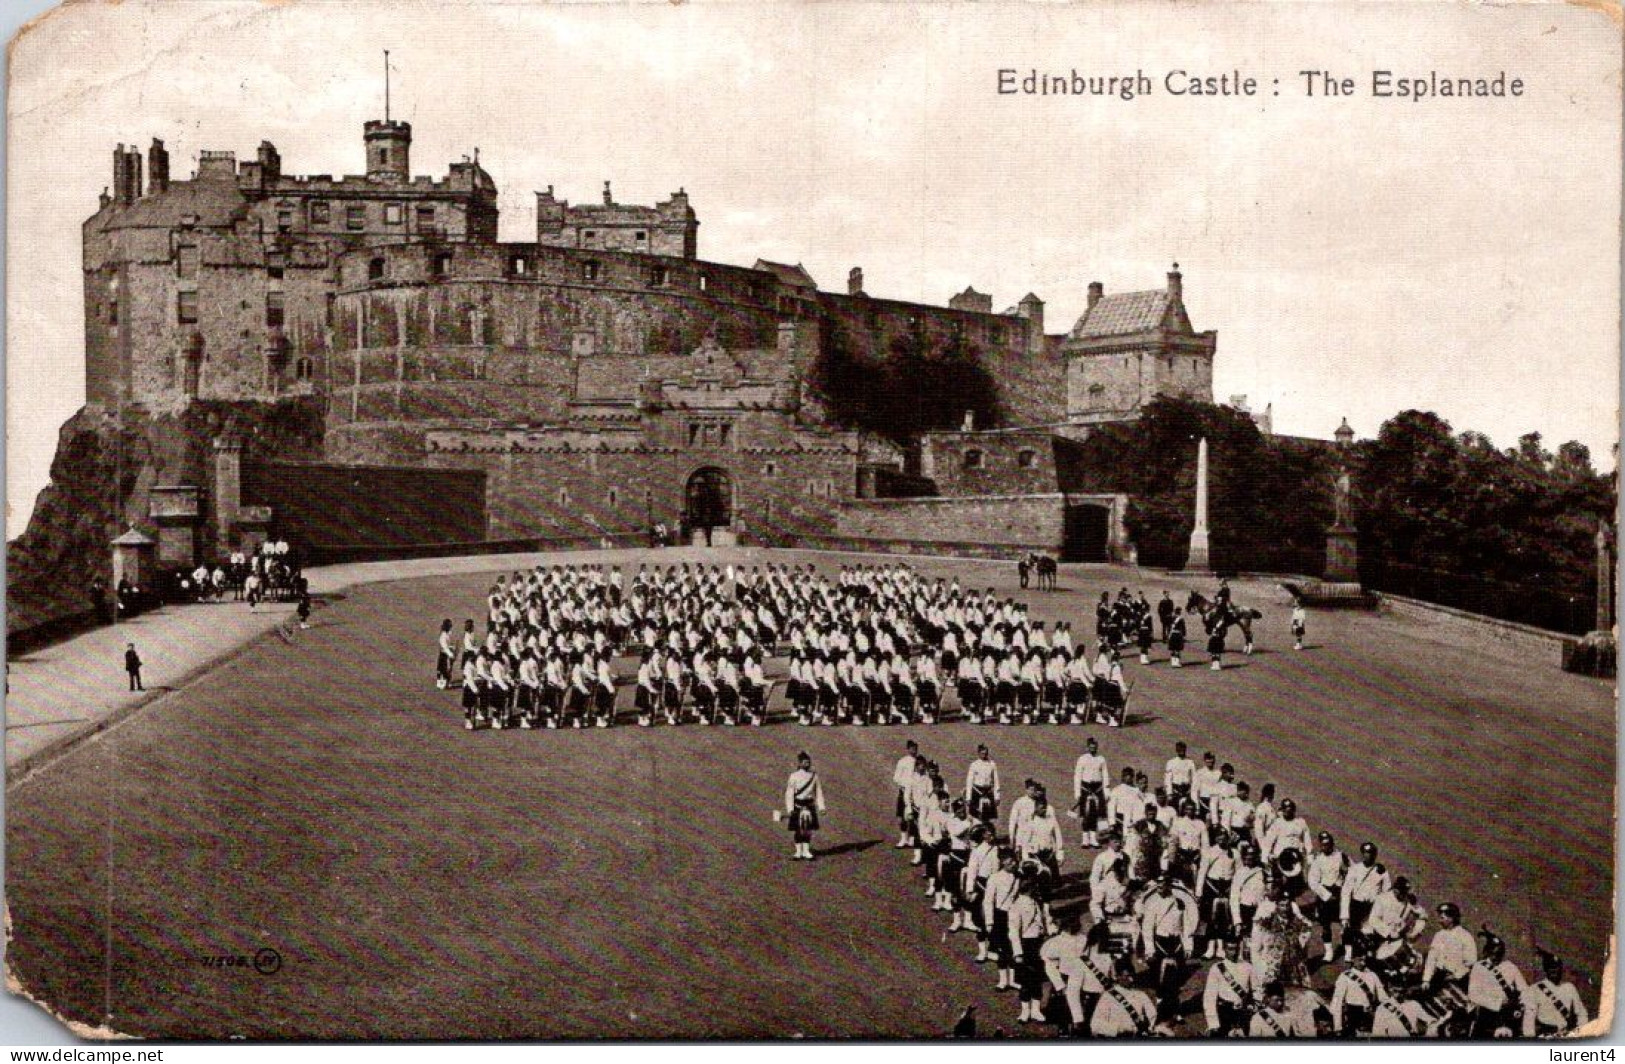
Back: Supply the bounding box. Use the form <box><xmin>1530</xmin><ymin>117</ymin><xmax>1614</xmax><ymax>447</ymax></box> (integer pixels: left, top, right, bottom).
<box><xmin>635</xmin><ymin>230</ymin><xmax>647</xmax><ymax>243</ymax></box>
<box><xmin>311</xmin><ymin>201</ymin><xmax>330</xmax><ymax>225</ymax></box>
<box><xmin>295</xmin><ymin>356</ymin><xmax>314</xmax><ymax>381</ymax></box>
<box><xmin>608</xmin><ymin>488</ymin><xmax>619</xmax><ymax>506</ymax></box>
<box><xmin>432</xmin><ymin>252</ymin><xmax>452</xmax><ymax>279</ymax></box>
<box><xmin>267</xmin><ymin>266</ymin><xmax>285</xmax><ymax>281</ymax></box>
<box><xmin>265</xmin><ymin>291</ymin><xmax>285</xmax><ymax>328</ymax></box>
<box><xmin>1017</xmin><ymin>449</ymin><xmax>1037</xmax><ymax>469</ymax></box>
<box><xmin>108</xmin><ymin>298</ymin><xmax>118</xmax><ymax>326</ymax></box>
<box><xmin>277</xmin><ymin>210</ymin><xmax>293</xmax><ymax>233</ymax></box>
<box><xmin>417</xmin><ymin>205</ymin><xmax>436</xmax><ymax>230</ymax></box>
<box><xmin>177</xmin><ymin>290</ymin><xmax>198</xmax><ymax>325</ymax></box>
<box><xmin>582</xmin><ymin>261</ymin><xmax>600</xmax><ymax>282</ymax></box>
<box><xmin>719</xmin><ymin>424</ymin><xmax>732</xmax><ymax>447</ymax></box>
<box><xmin>688</xmin><ymin>423</ymin><xmax>702</xmax><ymax>447</ymax></box>
<box><xmin>509</xmin><ymin>254</ymin><xmax>529</xmax><ymax>277</ymax></box>
<box><xmin>176</xmin><ymin>244</ymin><xmax>199</xmax><ymax>280</ymax></box>
<box><xmin>764</xmin><ymin>461</ymin><xmax>777</xmax><ymax>476</ymax></box>
<box><xmin>347</xmin><ymin>205</ymin><xmax>366</xmax><ymax>231</ymax></box>
<box><xmin>582</xmin><ymin>230</ymin><xmax>597</xmax><ymax>245</ymax></box>
<box><xmin>384</xmin><ymin>203</ymin><xmax>403</xmax><ymax>226</ymax></box>
<box><xmin>368</xmin><ymin>257</ymin><xmax>386</xmax><ymax>282</ymax></box>
<box><xmin>557</xmin><ymin>487</ymin><xmax>570</xmax><ymax>506</ymax></box>
<box><xmin>698</xmin><ymin>275</ymin><xmax>709</xmax><ymax>292</ymax></box>
<box><xmin>963</xmin><ymin>449</ymin><xmax>983</xmax><ymax>470</ymax></box>
<box><xmin>324</xmin><ymin>292</ymin><xmax>335</xmax><ymax>326</ymax></box>
<box><xmin>379</xmin><ymin>147</ymin><xmax>390</xmax><ymax>165</ymax></box>
<box><xmin>1088</xmin><ymin>383</ymin><xmax>1106</xmax><ymax>398</ymax></box>
<box><xmin>649</xmin><ymin>266</ymin><xmax>669</xmax><ymax>287</ymax></box>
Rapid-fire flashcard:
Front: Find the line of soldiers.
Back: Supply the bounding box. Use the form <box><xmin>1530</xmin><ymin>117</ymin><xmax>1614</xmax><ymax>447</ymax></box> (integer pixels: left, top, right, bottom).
<box><xmin>434</xmin><ymin>561</ymin><xmax>1163</xmax><ymax>730</ymax></box>
<box><xmin>892</xmin><ymin>738</ymin><xmax>1589</xmax><ymax>1039</ymax></box>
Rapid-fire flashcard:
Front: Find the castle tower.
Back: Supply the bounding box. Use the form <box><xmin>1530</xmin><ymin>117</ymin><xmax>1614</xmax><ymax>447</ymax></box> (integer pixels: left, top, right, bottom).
<box><xmin>365</xmin><ymin>119</ymin><xmax>412</xmax><ymax>182</ymax></box>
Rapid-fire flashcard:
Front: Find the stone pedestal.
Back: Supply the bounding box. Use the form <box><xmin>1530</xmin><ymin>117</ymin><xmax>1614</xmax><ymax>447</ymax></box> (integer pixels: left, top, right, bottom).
<box><xmin>1325</xmin><ymin>525</ymin><xmax>1359</xmax><ymax>583</ymax></box>
<box><xmin>1184</xmin><ymin>528</ymin><xmax>1211</xmax><ymax>573</ymax></box>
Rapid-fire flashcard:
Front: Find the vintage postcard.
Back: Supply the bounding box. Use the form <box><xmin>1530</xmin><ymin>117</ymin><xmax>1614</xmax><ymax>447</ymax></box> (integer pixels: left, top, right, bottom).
<box><xmin>3</xmin><ymin>0</ymin><xmax>1619</xmax><ymax>1044</ymax></box>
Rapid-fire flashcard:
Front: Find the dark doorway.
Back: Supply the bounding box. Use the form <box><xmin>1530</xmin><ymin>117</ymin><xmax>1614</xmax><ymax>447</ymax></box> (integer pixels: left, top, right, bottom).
<box><xmin>1063</xmin><ymin>504</ymin><xmax>1109</xmax><ymax>562</ymax></box>
<box><xmin>685</xmin><ymin>467</ymin><xmax>733</xmax><ymax>539</ymax></box>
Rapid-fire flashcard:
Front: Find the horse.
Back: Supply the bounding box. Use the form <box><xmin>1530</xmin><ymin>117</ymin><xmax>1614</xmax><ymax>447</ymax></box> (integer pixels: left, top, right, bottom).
<box><xmin>1034</xmin><ymin>554</ymin><xmax>1058</xmax><ymax>591</ymax></box>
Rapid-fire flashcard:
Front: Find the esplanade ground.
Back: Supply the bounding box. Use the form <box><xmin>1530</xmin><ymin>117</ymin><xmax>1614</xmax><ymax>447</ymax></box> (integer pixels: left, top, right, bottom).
<box><xmin>5</xmin><ymin>548</ymin><xmax>1612</xmax><ymax>1038</ymax></box>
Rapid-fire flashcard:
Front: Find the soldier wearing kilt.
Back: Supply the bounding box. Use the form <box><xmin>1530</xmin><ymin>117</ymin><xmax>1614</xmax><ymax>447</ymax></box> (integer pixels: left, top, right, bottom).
<box><xmin>634</xmin><ymin>651</ymin><xmax>660</xmax><ymax>727</ymax></box>
<box><xmin>436</xmin><ymin>620</ymin><xmax>456</xmax><ymax>689</ymax></box>
<box><xmin>956</xmin><ymin>654</ymin><xmax>985</xmax><ymax>724</ymax></box>
<box><xmin>460</xmin><ymin>654</ymin><xmax>484</xmax><ymax>730</ymax></box>
<box><xmin>1205</xmin><ymin>608</ymin><xmax>1227</xmax><ymax>670</ymax></box>
<box><xmin>983</xmin><ymin>849</ymin><xmax>1021</xmax><ymax>992</ymax></box>
<box><xmin>1167</xmin><ymin>608</ymin><xmax>1187</xmax><ymax>668</ymax></box>
<box><xmin>593</xmin><ymin>656</ymin><xmax>616</xmax><ymax>727</ymax></box>
<box><xmin>1203</xmin><ymin>937</ymin><xmax>1256</xmax><ymax>1036</ymax></box>
<box><xmin>517</xmin><ymin>651</ymin><xmax>542</xmax><ymax>728</ymax></box>
<box><xmin>965</xmin><ymin>744</ymin><xmax>1000</xmax><ymax>826</ymax></box>
<box><xmin>459</xmin><ymin>619</ymin><xmax>479</xmax><ymax>677</ymax></box>
<box><xmin>1073</xmin><ymin>736</ymin><xmax>1109</xmax><ymax>847</ymax></box>
<box><xmin>1136</xmin><ymin>612</ymin><xmax>1155</xmax><ymax>665</ymax></box>
<box><xmin>1008</xmin><ymin>873</ymin><xmax>1051</xmax><ymax>1024</ymax></box>
<box><xmin>1168</xmin><ymin>799</ymin><xmax>1206</xmax><ymax>889</ymax></box>
<box><xmin>783</xmin><ymin>752</ymin><xmax>826</xmax><ymax>860</ymax></box>
<box><xmin>1330</xmin><ymin>947</ymin><xmax>1385</xmax><ymax>1037</ymax></box>
<box><xmin>943</xmin><ymin>798</ymin><xmax>975</xmax><ymax>927</ymax></box>
<box><xmin>892</xmin><ymin>741</ymin><xmax>920</xmax><ymax>848</ymax></box>
<box><xmin>963</xmin><ymin>825</ymin><xmax>998</xmax><ymax>963</ymax></box>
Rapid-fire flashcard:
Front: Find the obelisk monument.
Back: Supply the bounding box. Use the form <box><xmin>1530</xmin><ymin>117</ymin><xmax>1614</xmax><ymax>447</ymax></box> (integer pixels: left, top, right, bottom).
<box><xmin>1184</xmin><ymin>437</ymin><xmax>1212</xmax><ymax>573</ymax></box>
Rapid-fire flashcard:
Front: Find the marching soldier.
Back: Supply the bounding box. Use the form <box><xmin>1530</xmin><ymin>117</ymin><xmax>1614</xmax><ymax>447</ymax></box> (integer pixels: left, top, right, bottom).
<box><xmin>1007</xmin><ymin>778</ymin><xmax>1040</xmax><ymax>845</ymax></box>
<box><xmin>1248</xmin><ymin>982</ymin><xmax>1296</xmax><ymax>1038</ymax></box>
<box><xmin>1203</xmin><ymin>937</ymin><xmax>1256</xmax><ymax>1036</ymax></box>
<box><xmin>1329</xmin><ymin>946</ymin><xmax>1386</xmax><ymax>1036</ymax></box>
<box><xmin>965</xmin><ymin>744</ymin><xmax>1001</xmax><ymax>827</ymax></box>
<box><xmin>1139</xmin><ymin>871</ymin><xmax>1198</xmax><ymax>1024</ymax></box>
<box><xmin>1073</xmin><ymin>736</ymin><xmax>1110</xmax><ymax>848</ymax></box>
<box><xmin>1167</xmin><ymin>607</ymin><xmax>1187</xmax><ymax>667</ymax></box>
<box><xmin>1340</xmin><ymin>842</ymin><xmax>1390</xmax><ymax>961</ymax></box>
<box><xmin>893</xmin><ymin>740</ymin><xmax>920</xmax><ymax>849</ymax></box>
<box><xmin>435</xmin><ymin>620</ymin><xmax>456</xmax><ymax>688</ymax></box>
<box><xmin>1016</xmin><ymin>795</ymin><xmax>1065</xmax><ymax>883</ymax></box>
<box><xmin>1163</xmin><ymin>741</ymin><xmax>1195</xmax><ymax>806</ymax></box>
<box><xmin>983</xmin><ymin>849</ymin><xmax>1022</xmax><ymax>992</ymax></box>
<box><xmin>783</xmin><ymin>751</ymin><xmax>827</xmax><ymax>860</ymax></box>
<box><xmin>1422</xmin><ymin>901</ymin><xmax>1477</xmax><ymax>994</ymax></box>
<box><xmin>1089</xmin><ymin>968</ymin><xmax>1158</xmax><ymax>1037</ymax></box>
<box><xmin>963</xmin><ymin>825</ymin><xmax>999</xmax><ymax>964</ymax></box>
<box><xmin>1524</xmin><ymin>951</ymin><xmax>1588</xmax><ymax>1037</ymax></box>
<box><xmin>1009</xmin><ymin>874</ymin><xmax>1051</xmax><ymax>1024</ymax></box>
<box><xmin>1372</xmin><ymin>984</ymin><xmax>1437</xmax><ymax>1038</ymax></box>
<box><xmin>1467</xmin><ymin>928</ymin><xmax>1527</xmax><ymax>1038</ymax></box>
<box><xmin>1039</xmin><ymin>909</ymin><xmax>1088</xmax><ymax>1035</ymax></box>
<box><xmin>1306</xmin><ymin>831</ymin><xmax>1349</xmax><ymax>961</ymax></box>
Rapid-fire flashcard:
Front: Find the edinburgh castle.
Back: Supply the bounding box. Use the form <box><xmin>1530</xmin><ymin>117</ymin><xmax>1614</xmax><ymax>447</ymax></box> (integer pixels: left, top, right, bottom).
<box><xmin>12</xmin><ymin>108</ymin><xmax>1221</xmax><ymax>624</ymax></box>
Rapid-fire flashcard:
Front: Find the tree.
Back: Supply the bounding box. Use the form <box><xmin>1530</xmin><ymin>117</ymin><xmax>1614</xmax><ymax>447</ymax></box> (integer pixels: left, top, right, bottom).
<box><xmin>1555</xmin><ymin>440</ymin><xmax>1595</xmax><ymax>479</ymax></box>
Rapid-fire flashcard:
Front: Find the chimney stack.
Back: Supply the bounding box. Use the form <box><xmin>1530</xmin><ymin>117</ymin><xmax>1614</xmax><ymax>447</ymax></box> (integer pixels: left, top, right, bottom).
<box><xmin>603</xmin><ymin>180</ymin><xmax>613</xmax><ymax>206</ymax></box>
<box><xmin>147</xmin><ymin>138</ymin><xmax>170</xmax><ymax>194</ymax></box>
<box><xmin>1087</xmin><ymin>281</ymin><xmax>1103</xmax><ymax>310</ymax></box>
<box><xmin>1167</xmin><ymin>262</ymin><xmax>1183</xmax><ymax>300</ymax></box>
<box><xmin>848</xmin><ymin>267</ymin><xmax>864</xmax><ymax>296</ymax></box>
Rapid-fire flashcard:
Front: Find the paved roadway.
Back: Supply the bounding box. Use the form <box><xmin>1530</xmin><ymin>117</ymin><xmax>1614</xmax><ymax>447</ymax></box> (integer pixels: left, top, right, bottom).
<box><xmin>4</xmin><ymin>548</ymin><xmax>1614</xmax><ymax>1038</ymax></box>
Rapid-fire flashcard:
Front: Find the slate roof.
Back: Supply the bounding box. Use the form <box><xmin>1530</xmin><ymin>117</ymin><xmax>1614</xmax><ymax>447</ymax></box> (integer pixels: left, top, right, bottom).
<box><xmin>752</xmin><ymin>260</ymin><xmax>818</xmax><ymax>290</ymax></box>
<box><xmin>1069</xmin><ymin>289</ymin><xmax>1171</xmax><ymax>339</ymax></box>
<box><xmin>93</xmin><ymin>179</ymin><xmax>252</xmax><ymax>232</ymax></box>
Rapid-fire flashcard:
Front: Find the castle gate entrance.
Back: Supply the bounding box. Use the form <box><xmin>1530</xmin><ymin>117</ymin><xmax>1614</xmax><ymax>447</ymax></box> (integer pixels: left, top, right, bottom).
<box><xmin>1062</xmin><ymin>503</ymin><xmax>1110</xmax><ymax>563</ymax></box>
<box><xmin>684</xmin><ymin>467</ymin><xmax>734</xmax><ymax>547</ymax></box>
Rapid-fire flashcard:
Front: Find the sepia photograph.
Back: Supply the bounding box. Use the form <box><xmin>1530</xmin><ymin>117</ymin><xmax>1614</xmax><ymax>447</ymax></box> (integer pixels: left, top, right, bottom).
<box><xmin>2</xmin><ymin>0</ymin><xmax>1619</xmax><ymax>1043</ymax></box>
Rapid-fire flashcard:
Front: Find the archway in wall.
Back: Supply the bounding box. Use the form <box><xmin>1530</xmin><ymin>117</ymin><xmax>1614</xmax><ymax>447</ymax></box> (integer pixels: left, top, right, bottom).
<box><xmin>1062</xmin><ymin>504</ymin><xmax>1110</xmax><ymax>562</ymax></box>
<box><xmin>684</xmin><ymin>467</ymin><xmax>733</xmax><ymax>545</ymax></box>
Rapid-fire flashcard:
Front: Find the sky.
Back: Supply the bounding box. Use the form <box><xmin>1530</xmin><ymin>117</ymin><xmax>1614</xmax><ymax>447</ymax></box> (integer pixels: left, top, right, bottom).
<box><xmin>6</xmin><ymin>0</ymin><xmax>1620</xmax><ymax>535</ymax></box>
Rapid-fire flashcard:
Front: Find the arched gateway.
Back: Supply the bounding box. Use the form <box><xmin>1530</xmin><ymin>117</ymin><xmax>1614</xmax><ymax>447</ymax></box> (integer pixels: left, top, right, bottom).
<box><xmin>684</xmin><ymin>467</ymin><xmax>734</xmax><ymax>546</ymax></box>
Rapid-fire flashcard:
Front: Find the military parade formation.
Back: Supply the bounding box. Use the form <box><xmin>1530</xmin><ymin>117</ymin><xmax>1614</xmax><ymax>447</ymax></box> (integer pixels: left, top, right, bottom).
<box><xmin>863</xmin><ymin>738</ymin><xmax>1589</xmax><ymax>1039</ymax></box>
<box><xmin>432</xmin><ymin>560</ymin><xmax>1267</xmax><ymax>730</ymax></box>
<box><xmin>430</xmin><ymin>556</ymin><xmax>1592</xmax><ymax>1039</ymax></box>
